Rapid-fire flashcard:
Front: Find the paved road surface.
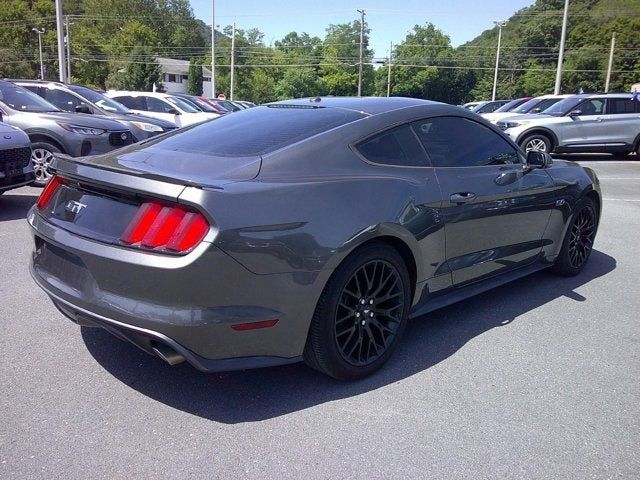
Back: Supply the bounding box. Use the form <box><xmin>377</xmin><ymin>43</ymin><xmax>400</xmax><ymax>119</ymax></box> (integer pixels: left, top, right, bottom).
<box><xmin>1</xmin><ymin>157</ymin><xmax>638</xmax><ymax>479</ymax></box>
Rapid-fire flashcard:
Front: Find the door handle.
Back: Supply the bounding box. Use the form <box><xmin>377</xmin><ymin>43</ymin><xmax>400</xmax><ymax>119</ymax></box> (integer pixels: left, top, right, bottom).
<box><xmin>450</xmin><ymin>192</ymin><xmax>477</xmax><ymax>204</ymax></box>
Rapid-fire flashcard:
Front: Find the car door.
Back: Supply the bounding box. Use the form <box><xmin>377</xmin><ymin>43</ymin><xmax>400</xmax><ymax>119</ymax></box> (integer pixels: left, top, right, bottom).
<box><xmin>561</xmin><ymin>98</ymin><xmax>610</xmax><ymax>146</ymax></box>
<box><xmin>411</xmin><ymin>116</ymin><xmax>557</xmax><ymax>286</ymax></box>
<box><xmin>603</xmin><ymin>97</ymin><xmax>640</xmax><ymax>147</ymax></box>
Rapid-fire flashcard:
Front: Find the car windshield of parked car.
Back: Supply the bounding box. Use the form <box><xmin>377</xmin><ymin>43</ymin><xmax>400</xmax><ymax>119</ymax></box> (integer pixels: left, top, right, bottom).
<box><xmin>511</xmin><ymin>98</ymin><xmax>543</xmax><ymax>114</ymax></box>
<box><xmin>165</xmin><ymin>96</ymin><xmax>200</xmax><ymax>113</ymax></box>
<box><xmin>542</xmin><ymin>97</ymin><xmax>583</xmax><ymax>116</ymax></box>
<box><xmin>69</xmin><ymin>86</ymin><xmax>130</xmax><ymax>114</ymax></box>
<box><xmin>148</xmin><ymin>105</ymin><xmax>366</xmax><ymax>156</ymax></box>
<box><xmin>0</xmin><ymin>82</ymin><xmax>60</xmax><ymax>113</ymax></box>
<box><xmin>188</xmin><ymin>97</ymin><xmax>218</xmax><ymax>113</ymax></box>
<box><xmin>494</xmin><ymin>99</ymin><xmax>525</xmax><ymax>113</ymax></box>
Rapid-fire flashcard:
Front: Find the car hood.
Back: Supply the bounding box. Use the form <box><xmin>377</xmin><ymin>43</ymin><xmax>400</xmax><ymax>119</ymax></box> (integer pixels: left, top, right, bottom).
<box><xmin>59</xmin><ymin>142</ymin><xmax>262</xmax><ymax>188</ymax></box>
<box><xmin>496</xmin><ymin>113</ymin><xmax>553</xmax><ymax>123</ymax></box>
<box><xmin>107</xmin><ymin>112</ymin><xmax>176</xmax><ymax>129</ymax></box>
<box><xmin>0</xmin><ymin>122</ymin><xmax>22</xmax><ymax>135</ymax></box>
<box><xmin>19</xmin><ymin>111</ymin><xmax>128</xmax><ymax>130</ymax></box>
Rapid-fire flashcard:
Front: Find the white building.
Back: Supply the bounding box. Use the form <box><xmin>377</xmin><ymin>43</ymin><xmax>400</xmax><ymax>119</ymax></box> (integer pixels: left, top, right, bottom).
<box><xmin>155</xmin><ymin>57</ymin><xmax>213</xmax><ymax>97</ymax></box>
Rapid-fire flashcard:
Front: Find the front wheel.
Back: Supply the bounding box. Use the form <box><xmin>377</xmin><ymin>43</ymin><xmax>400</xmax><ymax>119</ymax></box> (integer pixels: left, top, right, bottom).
<box><xmin>551</xmin><ymin>197</ymin><xmax>598</xmax><ymax>276</ymax></box>
<box><xmin>304</xmin><ymin>243</ymin><xmax>411</xmax><ymax>380</ymax></box>
<box><xmin>520</xmin><ymin>134</ymin><xmax>552</xmax><ymax>153</ymax></box>
<box><xmin>31</xmin><ymin>142</ymin><xmax>61</xmax><ymax>187</ymax></box>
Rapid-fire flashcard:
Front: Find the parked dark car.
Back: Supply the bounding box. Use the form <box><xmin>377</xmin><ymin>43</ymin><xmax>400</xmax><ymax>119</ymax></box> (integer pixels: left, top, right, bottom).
<box><xmin>172</xmin><ymin>93</ymin><xmax>227</xmax><ymax>115</ymax></box>
<box><xmin>13</xmin><ymin>80</ymin><xmax>176</xmax><ymax>142</ymax></box>
<box><xmin>0</xmin><ymin>80</ymin><xmax>133</xmax><ymax>186</ymax></box>
<box><xmin>0</xmin><ymin>121</ymin><xmax>34</xmax><ymax>194</ymax></box>
<box><xmin>208</xmin><ymin>98</ymin><xmax>242</xmax><ymax>112</ymax></box>
<box><xmin>470</xmin><ymin>99</ymin><xmax>511</xmax><ymax>114</ymax></box>
<box><xmin>29</xmin><ymin>97</ymin><xmax>601</xmax><ymax>380</ymax></box>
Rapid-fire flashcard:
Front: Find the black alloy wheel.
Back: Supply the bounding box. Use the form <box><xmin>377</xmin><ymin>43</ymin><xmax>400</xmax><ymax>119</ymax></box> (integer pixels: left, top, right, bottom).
<box><xmin>567</xmin><ymin>204</ymin><xmax>597</xmax><ymax>269</ymax></box>
<box><xmin>335</xmin><ymin>259</ymin><xmax>405</xmax><ymax>366</ymax></box>
<box><xmin>304</xmin><ymin>243</ymin><xmax>411</xmax><ymax>380</ymax></box>
<box><xmin>551</xmin><ymin>197</ymin><xmax>598</xmax><ymax>276</ymax></box>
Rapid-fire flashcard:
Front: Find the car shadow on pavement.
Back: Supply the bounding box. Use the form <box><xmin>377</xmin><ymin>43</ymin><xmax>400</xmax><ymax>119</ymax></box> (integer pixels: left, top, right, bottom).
<box><xmin>0</xmin><ymin>193</ymin><xmax>38</xmax><ymax>221</ymax></box>
<box><xmin>82</xmin><ymin>249</ymin><xmax>616</xmax><ymax>424</ymax></box>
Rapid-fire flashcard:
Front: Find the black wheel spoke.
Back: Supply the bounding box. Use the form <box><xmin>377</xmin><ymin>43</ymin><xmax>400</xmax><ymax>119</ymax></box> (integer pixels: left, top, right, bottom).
<box><xmin>567</xmin><ymin>205</ymin><xmax>596</xmax><ymax>268</ymax></box>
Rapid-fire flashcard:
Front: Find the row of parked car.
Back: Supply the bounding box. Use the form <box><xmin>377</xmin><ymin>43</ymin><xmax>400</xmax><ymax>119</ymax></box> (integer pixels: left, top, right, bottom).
<box><xmin>0</xmin><ymin>78</ymin><xmax>255</xmax><ymax>194</ymax></box>
<box><xmin>463</xmin><ymin>93</ymin><xmax>640</xmax><ymax>156</ymax></box>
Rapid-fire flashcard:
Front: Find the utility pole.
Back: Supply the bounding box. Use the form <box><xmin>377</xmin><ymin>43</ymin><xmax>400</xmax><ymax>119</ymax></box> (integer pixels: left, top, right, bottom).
<box><xmin>55</xmin><ymin>0</ymin><xmax>67</xmax><ymax>82</ymax></box>
<box><xmin>492</xmin><ymin>21</ymin><xmax>506</xmax><ymax>101</ymax></box>
<box><xmin>554</xmin><ymin>0</ymin><xmax>570</xmax><ymax>95</ymax></box>
<box><xmin>357</xmin><ymin>9</ymin><xmax>365</xmax><ymax>97</ymax></box>
<box><xmin>605</xmin><ymin>31</ymin><xmax>616</xmax><ymax>93</ymax></box>
<box><xmin>32</xmin><ymin>28</ymin><xmax>45</xmax><ymax>80</ymax></box>
<box><xmin>65</xmin><ymin>16</ymin><xmax>71</xmax><ymax>81</ymax></box>
<box><xmin>230</xmin><ymin>22</ymin><xmax>235</xmax><ymax>101</ymax></box>
<box><xmin>387</xmin><ymin>41</ymin><xmax>393</xmax><ymax>97</ymax></box>
<box><xmin>211</xmin><ymin>0</ymin><xmax>216</xmax><ymax>98</ymax></box>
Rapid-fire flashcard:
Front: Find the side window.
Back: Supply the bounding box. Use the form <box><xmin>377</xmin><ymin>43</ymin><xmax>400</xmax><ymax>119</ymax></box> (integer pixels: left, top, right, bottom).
<box><xmin>532</xmin><ymin>98</ymin><xmax>558</xmax><ymax>112</ymax></box>
<box><xmin>43</xmin><ymin>89</ymin><xmax>83</xmax><ymax>112</ymax></box>
<box><xmin>608</xmin><ymin>98</ymin><xmax>639</xmax><ymax>114</ymax></box>
<box><xmin>411</xmin><ymin>116</ymin><xmax>520</xmax><ymax>168</ymax></box>
<box><xmin>145</xmin><ymin>96</ymin><xmax>174</xmax><ymax>113</ymax></box>
<box><xmin>577</xmin><ymin>99</ymin><xmax>605</xmax><ymax>116</ymax></box>
<box><xmin>355</xmin><ymin>125</ymin><xmax>429</xmax><ymax>167</ymax></box>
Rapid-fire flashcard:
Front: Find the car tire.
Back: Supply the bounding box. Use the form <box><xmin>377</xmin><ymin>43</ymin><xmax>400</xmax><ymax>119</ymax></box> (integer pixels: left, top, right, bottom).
<box><xmin>520</xmin><ymin>133</ymin><xmax>552</xmax><ymax>153</ymax></box>
<box><xmin>31</xmin><ymin>142</ymin><xmax>61</xmax><ymax>187</ymax></box>
<box><xmin>303</xmin><ymin>243</ymin><xmax>411</xmax><ymax>380</ymax></box>
<box><xmin>550</xmin><ymin>197</ymin><xmax>598</xmax><ymax>277</ymax></box>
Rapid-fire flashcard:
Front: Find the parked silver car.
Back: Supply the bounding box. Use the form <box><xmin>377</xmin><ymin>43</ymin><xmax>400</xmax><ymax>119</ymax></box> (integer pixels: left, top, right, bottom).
<box><xmin>13</xmin><ymin>80</ymin><xmax>176</xmax><ymax>142</ymax></box>
<box><xmin>498</xmin><ymin>93</ymin><xmax>640</xmax><ymax>155</ymax></box>
<box><xmin>0</xmin><ymin>80</ymin><xmax>133</xmax><ymax>186</ymax></box>
<box><xmin>0</xmin><ymin>121</ymin><xmax>34</xmax><ymax>194</ymax></box>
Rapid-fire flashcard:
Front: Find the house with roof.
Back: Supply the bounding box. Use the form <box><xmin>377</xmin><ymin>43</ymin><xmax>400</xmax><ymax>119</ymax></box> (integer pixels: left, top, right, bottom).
<box><xmin>155</xmin><ymin>57</ymin><xmax>214</xmax><ymax>97</ymax></box>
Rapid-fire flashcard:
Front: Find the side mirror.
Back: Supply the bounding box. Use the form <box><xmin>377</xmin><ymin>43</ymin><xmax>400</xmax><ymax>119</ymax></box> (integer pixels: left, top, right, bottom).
<box><xmin>568</xmin><ymin>110</ymin><xmax>582</xmax><ymax>117</ymax></box>
<box><xmin>74</xmin><ymin>103</ymin><xmax>92</xmax><ymax>114</ymax></box>
<box><xmin>530</xmin><ymin>107</ymin><xmax>541</xmax><ymax>113</ymax></box>
<box><xmin>526</xmin><ymin>150</ymin><xmax>553</xmax><ymax>169</ymax></box>
<box><xmin>168</xmin><ymin>108</ymin><xmax>181</xmax><ymax>115</ymax></box>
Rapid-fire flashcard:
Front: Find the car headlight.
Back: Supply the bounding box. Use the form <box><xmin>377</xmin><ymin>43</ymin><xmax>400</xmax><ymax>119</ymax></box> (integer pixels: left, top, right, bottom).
<box><xmin>57</xmin><ymin>123</ymin><xmax>107</xmax><ymax>135</ymax></box>
<box><xmin>129</xmin><ymin>121</ymin><xmax>164</xmax><ymax>133</ymax></box>
<box><xmin>505</xmin><ymin>120</ymin><xmax>530</xmax><ymax>129</ymax></box>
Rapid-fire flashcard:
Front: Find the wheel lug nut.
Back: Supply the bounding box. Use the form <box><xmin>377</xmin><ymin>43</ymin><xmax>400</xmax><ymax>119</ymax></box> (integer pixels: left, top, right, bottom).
<box><xmin>360</xmin><ymin>299</ymin><xmax>366</xmax><ymax>305</ymax></box>
<box><xmin>361</xmin><ymin>320</ymin><xmax>366</xmax><ymax>326</ymax></box>
<box><xmin>370</xmin><ymin>312</ymin><xmax>374</xmax><ymax>317</ymax></box>
<box><xmin>355</xmin><ymin>312</ymin><xmax>360</xmax><ymax>318</ymax></box>
<box><xmin>369</xmin><ymin>299</ymin><xmax>374</xmax><ymax>304</ymax></box>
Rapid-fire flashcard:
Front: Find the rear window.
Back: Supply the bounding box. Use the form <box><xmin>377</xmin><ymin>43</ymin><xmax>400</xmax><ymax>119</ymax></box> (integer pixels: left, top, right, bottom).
<box><xmin>148</xmin><ymin>105</ymin><xmax>366</xmax><ymax>156</ymax></box>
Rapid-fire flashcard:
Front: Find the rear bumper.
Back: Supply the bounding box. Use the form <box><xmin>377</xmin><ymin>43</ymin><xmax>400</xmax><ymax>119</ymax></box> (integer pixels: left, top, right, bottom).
<box><xmin>28</xmin><ymin>207</ymin><xmax>330</xmax><ymax>369</ymax></box>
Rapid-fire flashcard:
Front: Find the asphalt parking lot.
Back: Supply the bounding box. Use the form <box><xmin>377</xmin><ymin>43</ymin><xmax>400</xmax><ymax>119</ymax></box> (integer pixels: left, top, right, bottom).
<box><xmin>1</xmin><ymin>156</ymin><xmax>639</xmax><ymax>479</ymax></box>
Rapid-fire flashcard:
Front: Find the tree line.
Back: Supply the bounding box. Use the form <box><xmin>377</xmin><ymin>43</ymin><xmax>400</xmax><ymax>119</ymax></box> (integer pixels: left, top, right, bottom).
<box><xmin>1</xmin><ymin>0</ymin><xmax>638</xmax><ymax>104</ymax></box>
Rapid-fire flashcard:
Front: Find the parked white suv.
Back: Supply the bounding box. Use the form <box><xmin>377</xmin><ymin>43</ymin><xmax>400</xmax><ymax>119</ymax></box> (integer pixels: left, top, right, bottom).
<box><xmin>498</xmin><ymin>93</ymin><xmax>640</xmax><ymax>155</ymax></box>
<box><xmin>105</xmin><ymin>91</ymin><xmax>219</xmax><ymax>127</ymax></box>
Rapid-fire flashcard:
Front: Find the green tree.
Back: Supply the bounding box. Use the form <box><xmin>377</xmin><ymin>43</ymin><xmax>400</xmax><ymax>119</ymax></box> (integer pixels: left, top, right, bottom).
<box><xmin>187</xmin><ymin>59</ymin><xmax>203</xmax><ymax>95</ymax></box>
<box><xmin>106</xmin><ymin>47</ymin><xmax>163</xmax><ymax>91</ymax></box>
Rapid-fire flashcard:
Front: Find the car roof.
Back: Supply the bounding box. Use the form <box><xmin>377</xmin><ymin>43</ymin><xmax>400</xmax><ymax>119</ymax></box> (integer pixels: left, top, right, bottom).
<box><xmin>107</xmin><ymin>91</ymin><xmax>175</xmax><ymax>98</ymax></box>
<box><xmin>271</xmin><ymin>96</ymin><xmax>437</xmax><ymax>115</ymax></box>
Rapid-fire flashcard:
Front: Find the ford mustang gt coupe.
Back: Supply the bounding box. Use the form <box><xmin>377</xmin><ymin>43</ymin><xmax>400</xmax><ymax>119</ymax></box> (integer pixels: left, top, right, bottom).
<box><xmin>28</xmin><ymin>97</ymin><xmax>601</xmax><ymax>380</ymax></box>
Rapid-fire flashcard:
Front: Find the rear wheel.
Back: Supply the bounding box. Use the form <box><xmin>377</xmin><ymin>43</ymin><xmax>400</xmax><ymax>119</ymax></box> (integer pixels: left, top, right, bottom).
<box><xmin>304</xmin><ymin>243</ymin><xmax>411</xmax><ymax>380</ymax></box>
<box><xmin>551</xmin><ymin>197</ymin><xmax>598</xmax><ymax>276</ymax></box>
<box><xmin>520</xmin><ymin>133</ymin><xmax>552</xmax><ymax>153</ymax></box>
<box><xmin>31</xmin><ymin>142</ymin><xmax>60</xmax><ymax>187</ymax></box>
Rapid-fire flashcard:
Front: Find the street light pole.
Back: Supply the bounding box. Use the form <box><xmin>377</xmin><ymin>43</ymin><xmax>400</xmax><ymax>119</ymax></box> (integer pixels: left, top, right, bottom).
<box><xmin>32</xmin><ymin>28</ymin><xmax>45</xmax><ymax>80</ymax></box>
<box><xmin>554</xmin><ymin>0</ymin><xmax>570</xmax><ymax>95</ymax></box>
<box><xmin>65</xmin><ymin>16</ymin><xmax>71</xmax><ymax>80</ymax></box>
<box><xmin>605</xmin><ymin>31</ymin><xmax>616</xmax><ymax>93</ymax></box>
<box><xmin>55</xmin><ymin>0</ymin><xmax>67</xmax><ymax>82</ymax></box>
<box><xmin>387</xmin><ymin>41</ymin><xmax>393</xmax><ymax>97</ymax></box>
<box><xmin>230</xmin><ymin>22</ymin><xmax>235</xmax><ymax>101</ymax></box>
<box><xmin>357</xmin><ymin>9</ymin><xmax>365</xmax><ymax>97</ymax></box>
<box><xmin>492</xmin><ymin>21</ymin><xmax>506</xmax><ymax>102</ymax></box>
<box><xmin>211</xmin><ymin>0</ymin><xmax>216</xmax><ymax>98</ymax></box>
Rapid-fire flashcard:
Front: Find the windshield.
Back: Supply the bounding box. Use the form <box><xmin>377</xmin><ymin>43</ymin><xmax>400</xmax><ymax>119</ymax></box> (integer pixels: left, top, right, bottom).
<box><xmin>166</xmin><ymin>96</ymin><xmax>199</xmax><ymax>113</ymax></box>
<box><xmin>69</xmin><ymin>85</ymin><xmax>130</xmax><ymax>114</ymax></box>
<box><xmin>542</xmin><ymin>97</ymin><xmax>583</xmax><ymax>116</ymax></box>
<box><xmin>512</xmin><ymin>98</ymin><xmax>544</xmax><ymax>114</ymax></box>
<box><xmin>494</xmin><ymin>98</ymin><xmax>527</xmax><ymax>113</ymax></box>
<box><xmin>0</xmin><ymin>82</ymin><xmax>60</xmax><ymax>113</ymax></box>
<box><xmin>189</xmin><ymin>97</ymin><xmax>218</xmax><ymax>113</ymax></box>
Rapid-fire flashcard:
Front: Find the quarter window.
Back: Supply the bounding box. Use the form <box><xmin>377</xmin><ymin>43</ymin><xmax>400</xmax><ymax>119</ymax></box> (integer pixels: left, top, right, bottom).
<box><xmin>411</xmin><ymin>116</ymin><xmax>520</xmax><ymax>167</ymax></box>
<box><xmin>355</xmin><ymin>125</ymin><xmax>429</xmax><ymax>167</ymax></box>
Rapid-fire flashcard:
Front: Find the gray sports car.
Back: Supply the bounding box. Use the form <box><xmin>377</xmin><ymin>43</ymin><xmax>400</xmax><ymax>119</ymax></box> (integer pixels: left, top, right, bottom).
<box><xmin>28</xmin><ymin>97</ymin><xmax>601</xmax><ymax>380</ymax></box>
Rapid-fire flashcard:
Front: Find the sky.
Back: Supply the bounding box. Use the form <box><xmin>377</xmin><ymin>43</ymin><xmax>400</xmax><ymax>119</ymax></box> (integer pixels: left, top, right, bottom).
<box><xmin>190</xmin><ymin>0</ymin><xmax>535</xmax><ymax>58</ymax></box>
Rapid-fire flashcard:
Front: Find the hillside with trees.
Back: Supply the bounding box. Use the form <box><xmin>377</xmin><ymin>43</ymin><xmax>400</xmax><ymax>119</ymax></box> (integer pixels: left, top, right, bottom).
<box><xmin>0</xmin><ymin>0</ymin><xmax>638</xmax><ymax>103</ymax></box>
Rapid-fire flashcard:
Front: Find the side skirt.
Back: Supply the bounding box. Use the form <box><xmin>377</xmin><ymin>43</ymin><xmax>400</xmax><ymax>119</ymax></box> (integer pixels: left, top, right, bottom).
<box><xmin>409</xmin><ymin>262</ymin><xmax>550</xmax><ymax>319</ymax></box>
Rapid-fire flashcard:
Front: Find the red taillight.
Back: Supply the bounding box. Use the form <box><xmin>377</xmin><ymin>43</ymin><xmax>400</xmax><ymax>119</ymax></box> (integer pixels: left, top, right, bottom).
<box><xmin>36</xmin><ymin>175</ymin><xmax>67</xmax><ymax>210</ymax></box>
<box><xmin>120</xmin><ymin>201</ymin><xmax>210</xmax><ymax>254</ymax></box>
